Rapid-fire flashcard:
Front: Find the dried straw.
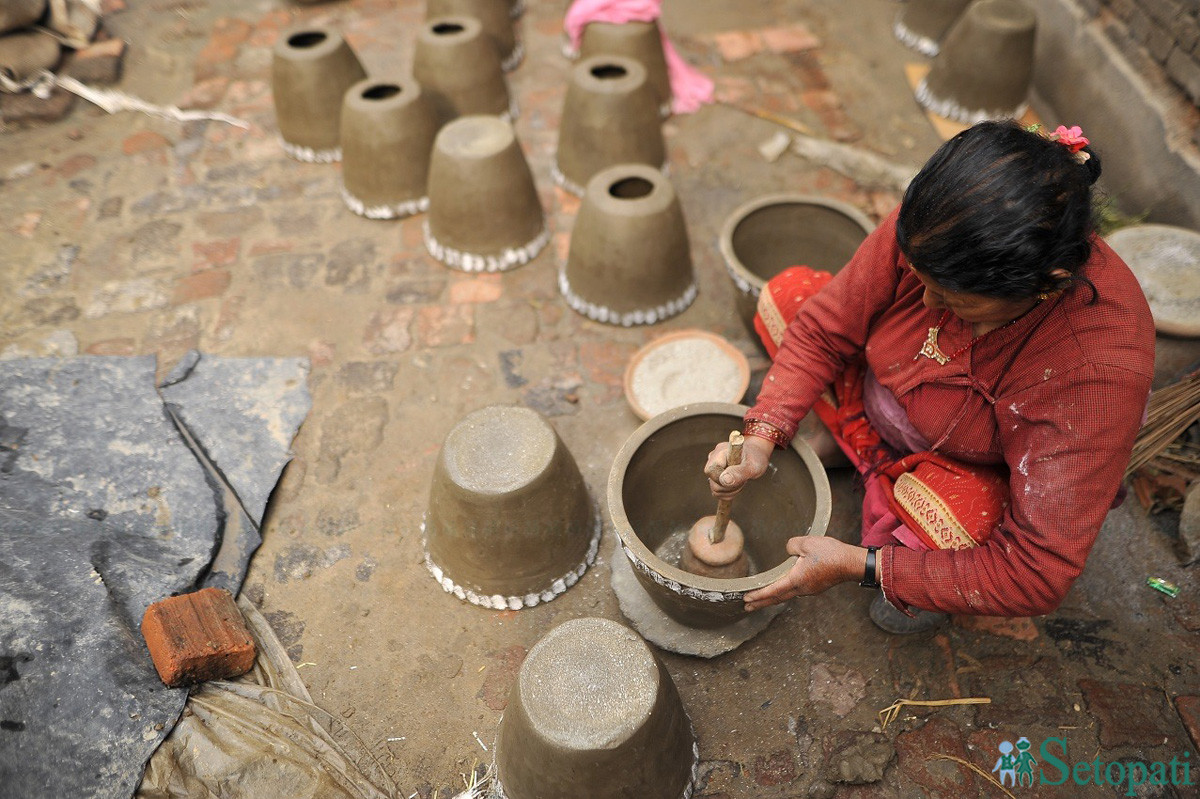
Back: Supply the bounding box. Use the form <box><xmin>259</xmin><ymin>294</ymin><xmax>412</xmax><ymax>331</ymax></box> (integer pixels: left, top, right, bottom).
<box><xmin>877</xmin><ymin>697</ymin><xmax>991</xmax><ymax>730</ymax></box>
<box><xmin>927</xmin><ymin>753</ymin><xmax>1017</xmax><ymax>799</ymax></box>
<box><xmin>1126</xmin><ymin>372</ymin><xmax>1200</xmax><ymax>479</ymax></box>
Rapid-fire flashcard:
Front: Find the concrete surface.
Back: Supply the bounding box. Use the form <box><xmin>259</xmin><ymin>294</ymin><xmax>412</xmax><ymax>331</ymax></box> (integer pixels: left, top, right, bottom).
<box><xmin>2</xmin><ymin>0</ymin><xmax>1199</xmax><ymax>797</ymax></box>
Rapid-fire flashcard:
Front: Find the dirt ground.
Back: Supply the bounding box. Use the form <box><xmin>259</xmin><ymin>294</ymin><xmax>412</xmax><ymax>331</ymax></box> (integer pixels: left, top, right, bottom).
<box><xmin>2</xmin><ymin>0</ymin><xmax>1200</xmax><ymax>797</ymax></box>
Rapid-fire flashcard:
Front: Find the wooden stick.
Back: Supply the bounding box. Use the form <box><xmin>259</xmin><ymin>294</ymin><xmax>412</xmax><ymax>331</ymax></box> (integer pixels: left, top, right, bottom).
<box><xmin>709</xmin><ymin>431</ymin><xmax>744</xmax><ymax>545</ymax></box>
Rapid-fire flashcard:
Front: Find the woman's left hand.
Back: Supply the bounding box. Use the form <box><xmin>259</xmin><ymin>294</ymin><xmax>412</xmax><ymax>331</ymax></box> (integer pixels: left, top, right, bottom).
<box><xmin>743</xmin><ymin>537</ymin><xmax>865</xmax><ymax>612</ymax></box>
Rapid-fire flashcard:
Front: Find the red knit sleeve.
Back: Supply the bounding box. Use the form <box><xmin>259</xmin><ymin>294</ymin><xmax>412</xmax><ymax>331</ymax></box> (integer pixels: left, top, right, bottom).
<box><xmin>880</xmin><ymin>362</ymin><xmax>1152</xmax><ymax>616</ymax></box>
<box><xmin>746</xmin><ymin>208</ymin><xmax>905</xmax><ymax>439</ymax></box>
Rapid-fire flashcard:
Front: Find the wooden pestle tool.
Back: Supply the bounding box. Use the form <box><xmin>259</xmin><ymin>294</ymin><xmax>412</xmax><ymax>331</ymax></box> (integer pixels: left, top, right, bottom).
<box><xmin>680</xmin><ymin>431</ymin><xmax>751</xmax><ymax>579</ymax></box>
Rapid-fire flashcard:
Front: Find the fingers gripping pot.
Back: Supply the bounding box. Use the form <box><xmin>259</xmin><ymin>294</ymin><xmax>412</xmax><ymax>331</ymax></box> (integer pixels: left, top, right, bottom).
<box><xmin>607</xmin><ymin>403</ymin><xmax>831</xmax><ymax>629</ymax></box>
<box><xmin>423</xmin><ymin>405</ymin><xmax>601</xmax><ymax>610</ymax></box>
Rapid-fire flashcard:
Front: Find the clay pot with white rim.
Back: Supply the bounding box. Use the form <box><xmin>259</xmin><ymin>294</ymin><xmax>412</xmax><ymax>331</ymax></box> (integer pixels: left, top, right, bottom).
<box><xmin>271</xmin><ymin>25</ymin><xmax>367</xmax><ymax>163</ymax></box>
<box><xmin>915</xmin><ymin>0</ymin><xmax>1038</xmax><ymax>124</ymax></box>
<box><xmin>340</xmin><ymin>76</ymin><xmax>440</xmax><ymax>219</ymax></box>
<box><xmin>893</xmin><ymin>0</ymin><xmax>973</xmax><ymax>56</ymax></box>
<box><xmin>494</xmin><ymin>618</ymin><xmax>698</xmax><ymax>799</ymax></box>
<box><xmin>553</xmin><ymin>55</ymin><xmax>666</xmax><ymax>197</ymax></box>
<box><xmin>413</xmin><ymin>16</ymin><xmax>515</xmax><ymax>127</ymax></box>
<box><xmin>424</xmin><ymin>115</ymin><xmax>547</xmax><ymax>272</ymax></box>
<box><xmin>560</xmin><ymin>164</ymin><xmax>695</xmax><ymax>326</ymax></box>
<box><xmin>607</xmin><ymin>403</ymin><xmax>831</xmax><ymax>629</ymax></box>
<box><xmin>422</xmin><ymin>405</ymin><xmax>600</xmax><ymax>611</ymax></box>
<box><xmin>425</xmin><ymin>0</ymin><xmax>522</xmax><ymax>71</ymax></box>
<box><xmin>575</xmin><ymin>19</ymin><xmax>671</xmax><ymax>117</ymax></box>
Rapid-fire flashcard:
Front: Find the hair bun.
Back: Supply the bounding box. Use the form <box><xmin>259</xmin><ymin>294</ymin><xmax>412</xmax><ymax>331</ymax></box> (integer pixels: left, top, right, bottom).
<box><xmin>1081</xmin><ymin>145</ymin><xmax>1102</xmax><ymax>186</ymax></box>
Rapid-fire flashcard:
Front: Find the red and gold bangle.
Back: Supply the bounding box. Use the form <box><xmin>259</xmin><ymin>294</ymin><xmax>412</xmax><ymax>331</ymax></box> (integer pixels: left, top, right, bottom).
<box><xmin>743</xmin><ymin>419</ymin><xmax>790</xmax><ymax>449</ymax></box>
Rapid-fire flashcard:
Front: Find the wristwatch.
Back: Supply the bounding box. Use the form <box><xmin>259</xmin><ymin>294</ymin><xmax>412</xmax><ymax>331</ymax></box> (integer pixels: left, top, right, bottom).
<box><xmin>860</xmin><ymin>546</ymin><xmax>880</xmax><ymax>589</ymax></box>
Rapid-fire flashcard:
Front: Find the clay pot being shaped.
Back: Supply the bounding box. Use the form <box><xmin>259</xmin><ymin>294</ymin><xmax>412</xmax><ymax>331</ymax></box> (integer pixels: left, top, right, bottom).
<box><xmin>413</xmin><ymin>16</ymin><xmax>516</xmax><ymax>128</ymax></box>
<box><xmin>576</xmin><ymin>20</ymin><xmax>671</xmax><ymax>117</ymax></box>
<box><xmin>560</xmin><ymin>164</ymin><xmax>695</xmax><ymax>326</ymax></box>
<box><xmin>340</xmin><ymin>77</ymin><xmax>440</xmax><ymax>219</ymax></box>
<box><xmin>915</xmin><ymin>0</ymin><xmax>1038</xmax><ymax>124</ymax></box>
<box><xmin>893</xmin><ymin>0</ymin><xmax>973</xmax><ymax>56</ymax></box>
<box><xmin>424</xmin><ymin>115</ymin><xmax>548</xmax><ymax>272</ymax></box>
<box><xmin>425</xmin><ymin>0</ymin><xmax>522</xmax><ymax>72</ymax></box>
<box><xmin>608</xmin><ymin>403</ymin><xmax>831</xmax><ymax>629</ymax></box>
<box><xmin>423</xmin><ymin>405</ymin><xmax>600</xmax><ymax>610</ymax></box>
<box><xmin>494</xmin><ymin>618</ymin><xmax>698</xmax><ymax>799</ymax></box>
<box><xmin>718</xmin><ymin>193</ymin><xmax>874</xmax><ymax>340</ymax></box>
<box><xmin>553</xmin><ymin>55</ymin><xmax>666</xmax><ymax>197</ymax></box>
<box><xmin>271</xmin><ymin>25</ymin><xmax>367</xmax><ymax>163</ymax></box>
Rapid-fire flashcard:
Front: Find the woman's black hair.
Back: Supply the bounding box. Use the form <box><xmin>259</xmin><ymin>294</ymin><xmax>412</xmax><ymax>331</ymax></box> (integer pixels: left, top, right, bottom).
<box><xmin>896</xmin><ymin>119</ymin><xmax>1103</xmax><ymax>300</ymax></box>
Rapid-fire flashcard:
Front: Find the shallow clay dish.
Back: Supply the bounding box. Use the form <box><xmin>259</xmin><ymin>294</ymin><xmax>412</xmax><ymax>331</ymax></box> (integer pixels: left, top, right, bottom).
<box><xmin>1107</xmin><ymin>224</ymin><xmax>1200</xmax><ymax>338</ymax></box>
<box><xmin>623</xmin><ymin>330</ymin><xmax>751</xmax><ymax>421</ymax></box>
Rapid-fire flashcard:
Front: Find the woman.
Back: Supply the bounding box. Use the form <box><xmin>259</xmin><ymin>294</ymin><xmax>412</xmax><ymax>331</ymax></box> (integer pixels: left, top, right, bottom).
<box><xmin>707</xmin><ymin>120</ymin><xmax>1155</xmax><ymax>633</ymax></box>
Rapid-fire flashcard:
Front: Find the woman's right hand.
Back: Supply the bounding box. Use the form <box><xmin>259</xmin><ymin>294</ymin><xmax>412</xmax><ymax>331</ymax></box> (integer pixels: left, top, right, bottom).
<box><xmin>705</xmin><ymin>435</ymin><xmax>773</xmax><ymax>499</ymax></box>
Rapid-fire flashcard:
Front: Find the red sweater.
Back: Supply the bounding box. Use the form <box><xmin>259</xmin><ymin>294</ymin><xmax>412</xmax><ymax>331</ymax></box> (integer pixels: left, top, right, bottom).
<box><xmin>748</xmin><ymin>208</ymin><xmax>1155</xmax><ymax>616</ymax></box>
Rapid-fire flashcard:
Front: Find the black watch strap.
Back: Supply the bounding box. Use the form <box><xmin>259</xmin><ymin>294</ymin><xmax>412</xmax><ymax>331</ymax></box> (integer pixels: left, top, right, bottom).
<box><xmin>860</xmin><ymin>546</ymin><xmax>880</xmax><ymax>589</ymax></box>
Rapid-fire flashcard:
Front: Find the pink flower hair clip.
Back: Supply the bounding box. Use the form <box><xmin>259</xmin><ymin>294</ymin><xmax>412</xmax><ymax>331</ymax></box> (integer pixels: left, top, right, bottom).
<box><xmin>1048</xmin><ymin>124</ymin><xmax>1091</xmax><ymax>164</ymax></box>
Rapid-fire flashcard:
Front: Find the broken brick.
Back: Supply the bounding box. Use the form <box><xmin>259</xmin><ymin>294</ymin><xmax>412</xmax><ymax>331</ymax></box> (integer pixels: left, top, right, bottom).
<box><xmin>141</xmin><ymin>587</ymin><xmax>256</xmax><ymax>687</ymax></box>
<box><xmin>64</xmin><ymin>38</ymin><xmax>126</xmax><ymax>84</ymax></box>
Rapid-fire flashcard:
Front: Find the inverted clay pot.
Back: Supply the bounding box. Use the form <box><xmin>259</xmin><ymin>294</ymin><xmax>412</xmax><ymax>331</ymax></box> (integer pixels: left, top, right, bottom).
<box><xmin>560</xmin><ymin>164</ymin><xmax>695</xmax><ymax>326</ymax></box>
<box><xmin>553</xmin><ymin>55</ymin><xmax>666</xmax><ymax>197</ymax></box>
<box><xmin>340</xmin><ymin>77</ymin><xmax>440</xmax><ymax>219</ymax></box>
<box><xmin>608</xmin><ymin>402</ymin><xmax>831</xmax><ymax>629</ymax></box>
<box><xmin>424</xmin><ymin>115</ymin><xmax>548</xmax><ymax>272</ymax></box>
<box><xmin>576</xmin><ymin>20</ymin><xmax>671</xmax><ymax>117</ymax></box>
<box><xmin>423</xmin><ymin>405</ymin><xmax>601</xmax><ymax>610</ymax></box>
<box><xmin>915</xmin><ymin>0</ymin><xmax>1038</xmax><ymax>124</ymax></box>
<box><xmin>425</xmin><ymin>0</ymin><xmax>522</xmax><ymax>72</ymax></box>
<box><xmin>271</xmin><ymin>25</ymin><xmax>367</xmax><ymax>163</ymax></box>
<box><xmin>893</xmin><ymin>0</ymin><xmax>973</xmax><ymax>56</ymax></box>
<box><xmin>718</xmin><ymin>193</ymin><xmax>874</xmax><ymax>339</ymax></box>
<box><xmin>494</xmin><ymin>618</ymin><xmax>698</xmax><ymax>799</ymax></box>
<box><xmin>413</xmin><ymin>16</ymin><xmax>516</xmax><ymax>126</ymax></box>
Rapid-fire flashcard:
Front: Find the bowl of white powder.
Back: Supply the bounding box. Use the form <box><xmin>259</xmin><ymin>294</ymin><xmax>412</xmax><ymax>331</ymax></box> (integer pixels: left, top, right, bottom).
<box><xmin>623</xmin><ymin>330</ymin><xmax>751</xmax><ymax>421</ymax></box>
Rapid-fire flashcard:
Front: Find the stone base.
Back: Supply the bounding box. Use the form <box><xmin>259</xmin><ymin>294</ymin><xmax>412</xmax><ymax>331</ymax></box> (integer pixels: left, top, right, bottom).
<box><xmin>608</xmin><ymin>538</ymin><xmax>787</xmax><ymax>658</ymax></box>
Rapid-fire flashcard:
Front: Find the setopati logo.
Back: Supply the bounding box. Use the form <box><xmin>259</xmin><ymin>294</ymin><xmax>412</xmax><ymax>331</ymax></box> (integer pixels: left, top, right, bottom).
<box><xmin>990</xmin><ymin>737</ymin><xmax>1195</xmax><ymax>795</ymax></box>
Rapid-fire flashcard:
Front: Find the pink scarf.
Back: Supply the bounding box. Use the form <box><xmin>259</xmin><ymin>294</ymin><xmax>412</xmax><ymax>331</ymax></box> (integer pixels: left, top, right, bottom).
<box><xmin>563</xmin><ymin>0</ymin><xmax>714</xmax><ymax>114</ymax></box>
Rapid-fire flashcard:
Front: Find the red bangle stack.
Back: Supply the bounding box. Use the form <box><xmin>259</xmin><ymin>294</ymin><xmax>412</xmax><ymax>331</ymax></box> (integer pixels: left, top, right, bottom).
<box><xmin>743</xmin><ymin>419</ymin><xmax>790</xmax><ymax>449</ymax></box>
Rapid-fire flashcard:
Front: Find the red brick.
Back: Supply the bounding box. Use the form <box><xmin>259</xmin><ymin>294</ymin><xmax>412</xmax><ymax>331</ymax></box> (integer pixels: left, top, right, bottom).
<box><xmin>753</xmin><ymin>750</ymin><xmax>798</xmax><ymax>787</ymax></box>
<box><xmin>85</xmin><ymin>337</ymin><xmax>136</xmax><ymax>356</ymax></box>
<box><xmin>478</xmin><ymin>645</ymin><xmax>526</xmax><ymax>711</ymax></box>
<box><xmin>712</xmin><ymin>30</ymin><xmax>763</xmax><ymax>62</ymax></box>
<box><xmin>122</xmin><ymin>130</ymin><xmax>171</xmax><ymax>155</ymax></box>
<box><xmin>178</xmin><ymin>77</ymin><xmax>230</xmax><ymax>110</ymax></box>
<box><xmin>192</xmin><ymin>238</ymin><xmax>240</xmax><ymax>271</ymax></box>
<box><xmin>141</xmin><ymin>587</ymin><xmax>256</xmax><ymax>687</ymax></box>
<box><xmin>416</xmin><ymin>305</ymin><xmax>475</xmax><ymax>348</ymax></box>
<box><xmin>65</xmin><ymin>38</ymin><xmax>126</xmax><ymax>84</ymax></box>
<box><xmin>172</xmin><ymin>268</ymin><xmax>231</xmax><ymax>304</ymax></box>
<box><xmin>449</xmin><ymin>275</ymin><xmax>503</xmax><ymax>304</ymax></box>
<box><xmin>894</xmin><ymin>717</ymin><xmax>983</xmax><ymax>797</ymax></box>
<box><xmin>760</xmin><ymin>25</ymin><xmax>821</xmax><ymax>54</ymax></box>
<box><xmin>57</xmin><ymin>154</ymin><xmax>96</xmax><ymax>179</ymax></box>
<box><xmin>1176</xmin><ymin>696</ymin><xmax>1200</xmax><ymax>754</ymax></box>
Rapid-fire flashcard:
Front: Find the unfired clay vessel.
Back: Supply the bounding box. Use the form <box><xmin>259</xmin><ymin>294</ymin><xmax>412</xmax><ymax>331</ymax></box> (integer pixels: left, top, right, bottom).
<box><xmin>271</xmin><ymin>25</ymin><xmax>367</xmax><ymax>163</ymax></box>
<box><xmin>425</xmin><ymin>0</ymin><xmax>522</xmax><ymax>72</ymax></box>
<box><xmin>560</xmin><ymin>164</ymin><xmax>695</xmax><ymax>326</ymax></box>
<box><xmin>340</xmin><ymin>77</ymin><xmax>440</xmax><ymax>219</ymax></box>
<box><xmin>413</xmin><ymin>16</ymin><xmax>516</xmax><ymax>127</ymax></box>
<box><xmin>576</xmin><ymin>19</ymin><xmax>671</xmax><ymax>117</ymax></box>
<box><xmin>423</xmin><ymin>405</ymin><xmax>600</xmax><ymax>610</ymax></box>
<box><xmin>916</xmin><ymin>0</ymin><xmax>1038</xmax><ymax>124</ymax></box>
<box><xmin>424</xmin><ymin>115</ymin><xmax>548</xmax><ymax>272</ymax></box>
<box><xmin>494</xmin><ymin>618</ymin><xmax>698</xmax><ymax>799</ymax></box>
<box><xmin>553</xmin><ymin>55</ymin><xmax>666</xmax><ymax>197</ymax></box>
<box><xmin>608</xmin><ymin>403</ymin><xmax>831</xmax><ymax>629</ymax></box>
<box><xmin>893</xmin><ymin>0</ymin><xmax>973</xmax><ymax>56</ymax></box>
<box><xmin>718</xmin><ymin>193</ymin><xmax>874</xmax><ymax>339</ymax></box>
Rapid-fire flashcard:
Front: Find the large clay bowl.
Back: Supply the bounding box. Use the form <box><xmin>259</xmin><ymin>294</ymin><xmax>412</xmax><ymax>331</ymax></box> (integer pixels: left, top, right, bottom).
<box><xmin>607</xmin><ymin>403</ymin><xmax>831</xmax><ymax>628</ymax></box>
<box><xmin>494</xmin><ymin>618</ymin><xmax>697</xmax><ymax>799</ymax></box>
<box><xmin>423</xmin><ymin>405</ymin><xmax>600</xmax><ymax>610</ymax></box>
<box><xmin>718</xmin><ymin>194</ymin><xmax>874</xmax><ymax>339</ymax></box>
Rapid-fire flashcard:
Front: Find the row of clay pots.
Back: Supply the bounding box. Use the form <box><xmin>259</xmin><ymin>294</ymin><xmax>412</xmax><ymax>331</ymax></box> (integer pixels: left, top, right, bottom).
<box><xmin>896</xmin><ymin>0</ymin><xmax>1038</xmax><ymax>124</ymax></box>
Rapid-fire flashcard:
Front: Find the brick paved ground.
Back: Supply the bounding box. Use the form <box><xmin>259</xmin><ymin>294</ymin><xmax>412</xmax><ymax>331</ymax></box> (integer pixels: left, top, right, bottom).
<box><xmin>2</xmin><ymin>1</ymin><xmax>1198</xmax><ymax>797</ymax></box>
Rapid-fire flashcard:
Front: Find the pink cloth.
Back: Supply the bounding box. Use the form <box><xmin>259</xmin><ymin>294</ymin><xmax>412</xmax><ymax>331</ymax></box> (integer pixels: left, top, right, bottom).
<box><xmin>563</xmin><ymin>0</ymin><xmax>715</xmax><ymax>114</ymax></box>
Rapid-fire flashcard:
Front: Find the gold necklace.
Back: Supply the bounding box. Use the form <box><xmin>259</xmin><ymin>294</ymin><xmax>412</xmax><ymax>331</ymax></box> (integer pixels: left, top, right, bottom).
<box><xmin>915</xmin><ymin>309</ymin><xmax>1024</xmax><ymax>366</ymax></box>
